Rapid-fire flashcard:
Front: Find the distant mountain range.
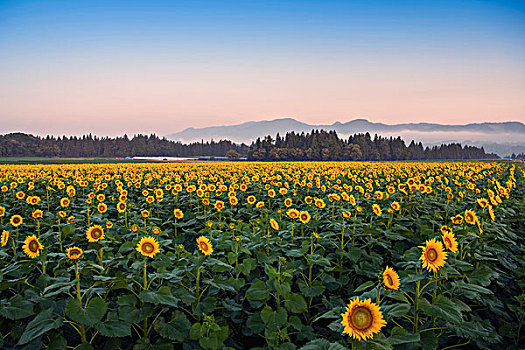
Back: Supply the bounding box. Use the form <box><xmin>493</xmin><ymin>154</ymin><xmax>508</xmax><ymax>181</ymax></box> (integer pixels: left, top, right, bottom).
<box><xmin>166</xmin><ymin>118</ymin><xmax>525</xmax><ymax>157</ymax></box>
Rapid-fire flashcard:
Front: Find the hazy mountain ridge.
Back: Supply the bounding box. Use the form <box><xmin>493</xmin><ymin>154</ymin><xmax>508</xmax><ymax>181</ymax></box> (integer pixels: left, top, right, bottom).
<box><xmin>166</xmin><ymin>118</ymin><xmax>525</xmax><ymax>156</ymax></box>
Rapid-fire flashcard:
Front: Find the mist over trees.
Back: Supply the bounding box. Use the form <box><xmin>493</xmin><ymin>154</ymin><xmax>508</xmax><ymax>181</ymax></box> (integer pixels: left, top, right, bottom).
<box><xmin>0</xmin><ymin>130</ymin><xmax>497</xmax><ymax>160</ymax></box>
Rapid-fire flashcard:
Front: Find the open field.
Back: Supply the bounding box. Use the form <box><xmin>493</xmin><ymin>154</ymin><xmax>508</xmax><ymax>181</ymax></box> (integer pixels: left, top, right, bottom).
<box><xmin>0</xmin><ymin>161</ymin><xmax>523</xmax><ymax>349</ymax></box>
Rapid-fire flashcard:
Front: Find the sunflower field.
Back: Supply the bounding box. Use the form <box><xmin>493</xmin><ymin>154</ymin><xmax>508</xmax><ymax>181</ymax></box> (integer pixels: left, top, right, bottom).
<box><xmin>0</xmin><ymin>161</ymin><xmax>523</xmax><ymax>350</ymax></box>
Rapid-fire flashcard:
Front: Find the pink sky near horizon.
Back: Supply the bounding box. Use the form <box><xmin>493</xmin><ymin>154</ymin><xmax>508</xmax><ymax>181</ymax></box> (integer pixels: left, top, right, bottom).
<box><xmin>2</xmin><ymin>57</ymin><xmax>524</xmax><ymax>138</ymax></box>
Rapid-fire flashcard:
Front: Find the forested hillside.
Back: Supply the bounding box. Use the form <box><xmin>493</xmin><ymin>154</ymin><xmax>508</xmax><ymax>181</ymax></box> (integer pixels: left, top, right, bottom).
<box><xmin>248</xmin><ymin>130</ymin><xmax>497</xmax><ymax>160</ymax></box>
<box><xmin>0</xmin><ymin>133</ymin><xmax>249</xmax><ymax>158</ymax></box>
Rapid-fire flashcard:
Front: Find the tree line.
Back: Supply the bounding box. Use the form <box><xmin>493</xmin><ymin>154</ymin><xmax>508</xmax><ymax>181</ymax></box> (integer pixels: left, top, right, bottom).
<box><xmin>0</xmin><ymin>130</ymin><xmax>497</xmax><ymax>160</ymax></box>
<box><xmin>0</xmin><ymin>133</ymin><xmax>249</xmax><ymax>158</ymax></box>
<box><xmin>247</xmin><ymin>130</ymin><xmax>497</xmax><ymax>160</ymax></box>
<box><xmin>510</xmin><ymin>153</ymin><xmax>525</xmax><ymax>161</ymax></box>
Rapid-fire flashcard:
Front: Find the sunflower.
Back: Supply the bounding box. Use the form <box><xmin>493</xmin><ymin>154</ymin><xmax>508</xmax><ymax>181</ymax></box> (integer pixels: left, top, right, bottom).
<box><xmin>382</xmin><ymin>266</ymin><xmax>400</xmax><ymax>290</ymax></box>
<box><xmin>270</xmin><ymin>218</ymin><xmax>279</xmax><ymax>230</ymax></box>
<box><xmin>141</xmin><ymin>210</ymin><xmax>150</xmax><ymax>218</ymax></box>
<box><xmin>372</xmin><ymin>204</ymin><xmax>382</xmax><ymax>216</ymax></box>
<box><xmin>10</xmin><ymin>215</ymin><xmax>23</xmax><ymax>227</ymax></box>
<box><xmin>442</xmin><ymin>231</ymin><xmax>458</xmax><ymax>253</ymax></box>
<box><xmin>342</xmin><ymin>211</ymin><xmax>352</xmax><ymax>218</ymax></box>
<box><xmin>256</xmin><ymin>201</ymin><xmax>265</xmax><ymax>208</ymax></box>
<box><xmin>341</xmin><ymin>298</ymin><xmax>386</xmax><ymax>340</ymax></box>
<box><xmin>196</xmin><ymin>236</ymin><xmax>213</xmax><ymax>256</ymax></box>
<box><xmin>440</xmin><ymin>225</ymin><xmax>452</xmax><ymax>235</ymax></box>
<box><xmin>214</xmin><ymin>200</ymin><xmax>225</xmax><ymax>211</ymax></box>
<box><xmin>451</xmin><ymin>214</ymin><xmax>463</xmax><ymax>225</ymax></box>
<box><xmin>464</xmin><ymin>209</ymin><xmax>477</xmax><ymax>225</ymax></box>
<box><xmin>477</xmin><ymin>198</ymin><xmax>489</xmax><ymax>209</ymax></box>
<box><xmin>131</xmin><ymin>224</ymin><xmax>139</xmax><ymax>233</ymax></box>
<box><xmin>391</xmin><ymin>202</ymin><xmax>400</xmax><ymax>211</ymax></box>
<box><xmin>229</xmin><ymin>197</ymin><xmax>238</xmax><ymax>205</ymax></box>
<box><xmin>488</xmin><ymin>205</ymin><xmax>495</xmax><ymax>221</ymax></box>
<box><xmin>136</xmin><ymin>236</ymin><xmax>160</xmax><ymax>258</ymax></box>
<box><xmin>60</xmin><ymin>197</ymin><xmax>70</xmax><ymax>207</ymax></box>
<box><xmin>58</xmin><ymin>211</ymin><xmax>67</xmax><ymax>218</ymax></box>
<box><xmin>0</xmin><ymin>206</ymin><xmax>5</xmax><ymax>217</ymax></box>
<box><xmin>315</xmin><ymin>198</ymin><xmax>326</xmax><ymax>209</ymax></box>
<box><xmin>247</xmin><ymin>195</ymin><xmax>256</xmax><ymax>205</ymax></box>
<box><xmin>117</xmin><ymin>201</ymin><xmax>127</xmax><ymax>213</ymax></box>
<box><xmin>106</xmin><ymin>221</ymin><xmax>113</xmax><ymax>229</ymax></box>
<box><xmin>86</xmin><ymin>225</ymin><xmax>105</xmax><ymax>242</ymax></box>
<box><xmin>287</xmin><ymin>209</ymin><xmax>299</xmax><ymax>219</ymax></box>
<box><xmin>1</xmin><ymin>230</ymin><xmax>9</xmax><ymax>247</ymax></box>
<box><xmin>66</xmin><ymin>246</ymin><xmax>83</xmax><ymax>260</ymax></box>
<box><xmin>97</xmin><ymin>203</ymin><xmax>107</xmax><ymax>214</ymax></box>
<box><xmin>152</xmin><ymin>226</ymin><xmax>161</xmax><ymax>235</ymax></box>
<box><xmin>32</xmin><ymin>209</ymin><xmax>43</xmax><ymax>219</ymax></box>
<box><xmin>299</xmin><ymin>211</ymin><xmax>311</xmax><ymax>224</ymax></box>
<box><xmin>22</xmin><ymin>235</ymin><xmax>43</xmax><ymax>259</ymax></box>
<box><xmin>173</xmin><ymin>209</ymin><xmax>184</xmax><ymax>219</ymax></box>
<box><xmin>418</xmin><ymin>239</ymin><xmax>447</xmax><ymax>273</ymax></box>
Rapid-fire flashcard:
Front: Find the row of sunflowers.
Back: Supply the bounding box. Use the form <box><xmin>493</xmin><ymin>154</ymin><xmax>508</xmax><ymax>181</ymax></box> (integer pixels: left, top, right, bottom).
<box><xmin>0</xmin><ymin>161</ymin><xmax>524</xmax><ymax>349</ymax></box>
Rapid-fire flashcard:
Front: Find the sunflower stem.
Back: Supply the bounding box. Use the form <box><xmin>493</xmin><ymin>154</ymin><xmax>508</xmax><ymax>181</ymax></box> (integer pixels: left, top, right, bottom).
<box><xmin>11</xmin><ymin>237</ymin><xmax>17</xmax><ymax>262</ymax></box>
<box><xmin>143</xmin><ymin>260</ymin><xmax>148</xmax><ymax>337</ymax></box>
<box><xmin>414</xmin><ymin>269</ymin><xmax>421</xmax><ymax>333</ymax></box>
<box><xmin>195</xmin><ymin>264</ymin><xmax>201</xmax><ymax>301</ymax></box>
<box><xmin>98</xmin><ymin>246</ymin><xmax>104</xmax><ymax>268</ymax></box>
<box><xmin>74</xmin><ymin>260</ymin><xmax>87</xmax><ymax>343</ymax></box>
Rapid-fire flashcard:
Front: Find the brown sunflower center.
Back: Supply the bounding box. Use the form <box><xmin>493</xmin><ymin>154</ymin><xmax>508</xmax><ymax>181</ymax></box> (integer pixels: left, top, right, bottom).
<box><xmin>29</xmin><ymin>240</ymin><xmax>39</xmax><ymax>252</ymax></box>
<box><xmin>427</xmin><ymin>248</ymin><xmax>438</xmax><ymax>262</ymax></box>
<box><xmin>444</xmin><ymin>238</ymin><xmax>451</xmax><ymax>247</ymax></box>
<box><xmin>13</xmin><ymin>217</ymin><xmax>21</xmax><ymax>224</ymax></box>
<box><xmin>199</xmin><ymin>242</ymin><xmax>209</xmax><ymax>251</ymax></box>
<box><xmin>351</xmin><ymin>307</ymin><xmax>373</xmax><ymax>330</ymax></box>
<box><xmin>142</xmin><ymin>242</ymin><xmax>154</xmax><ymax>253</ymax></box>
<box><xmin>70</xmin><ymin>249</ymin><xmax>81</xmax><ymax>257</ymax></box>
<box><xmin>92</xmin><ymin>228</ymin><xmax>102</xmax><ymax>239</ymax></box>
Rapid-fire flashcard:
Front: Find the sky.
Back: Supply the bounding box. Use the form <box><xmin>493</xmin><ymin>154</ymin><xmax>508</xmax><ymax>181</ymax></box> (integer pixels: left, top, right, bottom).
<box><xmin>1</xmin><ymin>0</ymin><xmax>524</xmax><ymax>137</ymax></box>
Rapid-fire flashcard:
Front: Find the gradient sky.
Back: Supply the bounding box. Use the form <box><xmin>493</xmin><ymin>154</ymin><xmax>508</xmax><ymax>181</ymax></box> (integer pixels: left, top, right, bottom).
<box><xmin>1</xmin><ymin>0</ymin><xmax>524</xmax><ymax>137</ymax></box>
